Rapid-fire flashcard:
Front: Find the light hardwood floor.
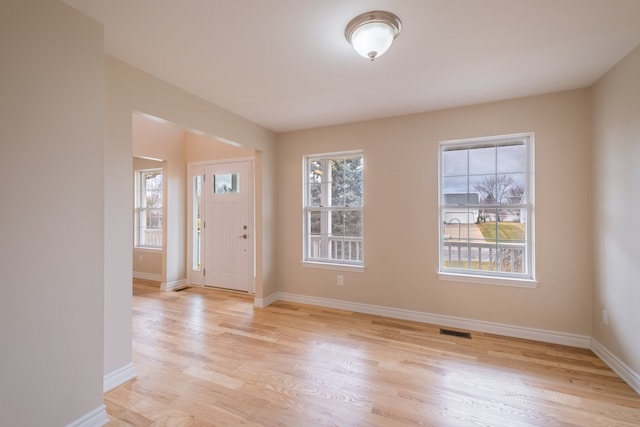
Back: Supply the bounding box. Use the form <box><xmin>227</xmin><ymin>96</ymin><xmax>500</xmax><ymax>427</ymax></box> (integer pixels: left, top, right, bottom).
<box><xmin>105</xmin><ymin>280</ymin><xmax>640</xmax><ymax>426</ymax></box>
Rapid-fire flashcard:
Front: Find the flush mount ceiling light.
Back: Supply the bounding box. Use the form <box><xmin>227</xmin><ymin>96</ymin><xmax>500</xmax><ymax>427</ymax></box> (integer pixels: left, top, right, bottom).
<box><xmin>345</xmin><ymin>10</ymin><xmax>402</xmax><ymax>61</ymax></box>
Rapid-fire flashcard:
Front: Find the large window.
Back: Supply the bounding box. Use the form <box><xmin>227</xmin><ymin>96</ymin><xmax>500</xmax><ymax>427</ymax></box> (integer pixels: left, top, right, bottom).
<box><xmin>439</xmin><ymin>134</ymin><xmax>534</xmax><ymax>281</ymax></box>
<box><xmin>304</xmin><ymin>151</ymin><xmax>364</xmax><ymax>266</ymax></box>
<box><xmin>135</xmin><ymin>168</ymin><xmax>163</xmax><ymax>248</ymax></box>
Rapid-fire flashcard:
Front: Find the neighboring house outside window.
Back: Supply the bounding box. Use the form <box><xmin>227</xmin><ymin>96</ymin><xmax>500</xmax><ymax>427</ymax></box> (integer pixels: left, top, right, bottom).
<box><xmin>443</xmin><ymin>193</ymin><xmax>480</xmax><ymax>224</ymax></box>
<box><xmin>135</xmin><ymin>168</ymin><xmax>163</xmax><ymax>248</ymax></box>
<box><xmin>303</xmin><ymin>151</ymin><xmax>364</xmax><ymax>267</ymax></box>
<box><xmin>439</xmin><ymin>133</ymin><xmax>534</xmax><ymax>282</ymax></box>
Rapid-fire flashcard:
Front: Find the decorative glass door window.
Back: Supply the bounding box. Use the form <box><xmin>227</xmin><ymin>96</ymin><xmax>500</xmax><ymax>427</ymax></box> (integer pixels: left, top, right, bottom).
<box><xmin>213</xmin><ymin>173</ymin><xmax>239</xmax><ymax>193</ymax></box>
<box><xmin>192</xmin><ymin>175</ymin><xmax>202</xmax><ymax>270</ymax></box>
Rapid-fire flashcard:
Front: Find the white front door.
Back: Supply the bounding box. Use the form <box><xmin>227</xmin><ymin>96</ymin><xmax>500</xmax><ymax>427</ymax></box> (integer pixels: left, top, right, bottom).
<box><xmin>203</xmin><ymin>161</ymin><xmax>252</xmax><ymax>291</ymax></box>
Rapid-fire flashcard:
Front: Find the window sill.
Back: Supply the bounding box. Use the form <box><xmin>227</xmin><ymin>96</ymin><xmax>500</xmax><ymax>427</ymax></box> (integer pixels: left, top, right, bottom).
<box><xmin>438</xmin><ymin>272</ymin><xmax>538</xmax><ymax>288</ymax></box>
<box><xmin>134</xmin><ymin>247</ymin><xmax>163</xmax><ymax>252</ymax></box>
<box><xmin>303</xmin><ymin>261</ymin><xmax>365</xmax><ymax>272</ymax></box>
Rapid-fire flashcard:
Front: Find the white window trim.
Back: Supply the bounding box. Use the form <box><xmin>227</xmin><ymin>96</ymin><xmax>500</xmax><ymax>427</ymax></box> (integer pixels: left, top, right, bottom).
<box><xmin>302</xmin><ymin>150</ymin><xmax>364</xmax><ymax>268</ymax></box>
<box><xmin>302</xmin><ymin>261</ymin><xmax>365</xmax><ymax>272</ymax></box>
<box><xmin>438</xmin><ymin>133</ymin><xmax>535</xmax><ymax>286</ymax></box>
<box><xmin>135</xmin><ymin>167</ymin><xmax>163</xmax><ymax>249</ymax></box>
<box><xmin>438</xmin><ymin>272</ymin><xmax>538</xmax><ymax>288</ymax></box>
<box><xmin>134</xmin><ymin>247</ymin><xmax>162</xmax><ymax>253</ymax></box>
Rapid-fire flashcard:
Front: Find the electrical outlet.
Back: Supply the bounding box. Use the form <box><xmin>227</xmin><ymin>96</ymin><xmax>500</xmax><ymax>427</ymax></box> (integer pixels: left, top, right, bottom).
<box><xmin>337</xmin><ymin>275</ymin><xmax>344</xmax><ymax>285</ymax></box>
<box><xmin>602</xmin><ymin>309</ymin><xmax>609</xmax><ymax>326</ymax></box>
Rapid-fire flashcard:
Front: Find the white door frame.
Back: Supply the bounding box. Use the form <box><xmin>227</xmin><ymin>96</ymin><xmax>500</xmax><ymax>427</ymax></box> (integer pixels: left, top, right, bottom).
<box><xmin>187</xmin><ymin>157</ymin><xmax>255</xmax><ymax>293</ymax></box>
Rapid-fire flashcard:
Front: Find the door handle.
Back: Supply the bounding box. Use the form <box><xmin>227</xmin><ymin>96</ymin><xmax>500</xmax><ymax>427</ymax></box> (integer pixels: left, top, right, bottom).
<box><xmin>237</xmin><ymin>234</ymin><xmax>248</xmax><ymax>239</ymax></box>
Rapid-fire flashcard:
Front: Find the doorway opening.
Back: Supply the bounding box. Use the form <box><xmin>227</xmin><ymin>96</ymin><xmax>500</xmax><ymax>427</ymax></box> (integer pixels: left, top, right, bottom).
<box><xmin>131</xmin><ymin>112</ymin><xmax>256</xmax><ymax>294</ymax></box>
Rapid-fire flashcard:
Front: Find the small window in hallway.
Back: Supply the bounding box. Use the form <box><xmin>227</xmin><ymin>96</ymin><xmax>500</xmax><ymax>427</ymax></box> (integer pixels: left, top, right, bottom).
<box><xmin>135</xmin><ymin>168</ymin><xmax>163</xmax><ymax>248</ymax></box>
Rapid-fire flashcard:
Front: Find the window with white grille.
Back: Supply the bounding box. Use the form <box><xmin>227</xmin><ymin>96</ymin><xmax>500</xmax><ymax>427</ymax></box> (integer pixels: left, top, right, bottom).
<box><xmin>134</xmin><ymin>168</ymin><xmax>163</xmax><ymax>248</ymax></box>
<box><xmin>303</xmin><ymin>151</ymin><xmax>363</xmax><ymax>266</ymax></box>
<box><xmin>439</xmin><ymin>134</ymin><xmax>534</xmax><ymax>281</ymax></box>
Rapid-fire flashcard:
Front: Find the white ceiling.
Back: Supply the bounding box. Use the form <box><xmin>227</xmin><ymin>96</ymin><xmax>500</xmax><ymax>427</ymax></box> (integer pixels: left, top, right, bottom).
<box><xmin>64</xmin><ymin>0</ymin><xmax>640</xmax><ymax>133</ymax></box>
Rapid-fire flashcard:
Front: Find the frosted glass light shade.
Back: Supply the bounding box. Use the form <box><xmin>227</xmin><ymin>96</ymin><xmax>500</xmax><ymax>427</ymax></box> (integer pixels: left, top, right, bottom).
<box><xmin>345</xmin><ymin>11</ymin><xmax>401</xmax><ymax>61</ymax></box>
<box><xmin>350</xmin><ymin>22</ymin><xmax>395</xmax><ymax>60</ymax></box>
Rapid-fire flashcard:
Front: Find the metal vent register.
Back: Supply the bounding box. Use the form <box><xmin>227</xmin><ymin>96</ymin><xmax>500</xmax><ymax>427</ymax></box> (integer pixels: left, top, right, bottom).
<box><xmin>439</xmin><ymin>328</ymin><xmax>472</xmax><ymax>339</ymax></box>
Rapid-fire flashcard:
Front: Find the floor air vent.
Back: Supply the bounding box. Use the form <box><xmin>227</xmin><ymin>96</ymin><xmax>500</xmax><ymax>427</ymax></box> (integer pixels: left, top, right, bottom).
<box><xmin>440</xmin><ymin>328</ymin><xmax>472</xmax><ymax>339</ymax></box>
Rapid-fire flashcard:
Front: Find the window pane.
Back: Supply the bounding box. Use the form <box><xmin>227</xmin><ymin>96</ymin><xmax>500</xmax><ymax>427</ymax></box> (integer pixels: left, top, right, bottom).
<box><xmin>441</xmin><ymin>176</ymin><xmax>468</xmax><ymax>202</ymax></box>
<box><xmin>345</xmin><ymin>211</ymin><xmax>363</xmax><ymax>237</ymax></box>
<box><xmin>497</xmin><ymin>141</ymin><xmax>526</xmax><ymax>174</ymax></box>
<box><xmin>308</xmin><ymin>182</ymin><xmax>322</xmax><ymax>206</ymax></box>
<box><xmin>330</xmin><ymin>162</ymin><xmax>363</xmax><ymax>207</ymax></box>
<box><xmin>442</xmin><ymin>147</ymin><xmax>468</xmax><ymax>176</ymax></box>
<box><xmin>308</xmin><ymin>160</ymin><xmax>324</xmax><ymax>181</ymax></box>
<box><xmin>143</xmin><ymin>172</ymin><xmax>162</xmax><ymax>208</ymax></box>
<box><xmin>470</xmin><ymin>174</ymin><xmax>508</xmax><ymax>205</ymax></box>
<box><xmin>496</xmin><ymin>242</ymin><xmax>526</xmax><ymax>274</ymax></box>
<box><xmin>468</xmin><ymin>144</ymin><xmax>496</xmax><ymax>175</ymax></box>
<box><xmin>329</xmin><ymin>158</ymin><xmax>343</xmax><ymax>207</ymax></box>
<box><xmin>309</xmin><ymin>210</ymin><xmax>321</xmax><ymax>235</ymax></box>
<box><xmin>330</xmin><ymin>210</ymin><xmax>362</xmax><ymax>237</ymax></box>
<box><xmin>330</xmin><ymin>210</ymin><xmax>345</xmax><ymax>235</ymax></box>
<box><xmin>342</xmin><ymin>156</ymin><xmax>364</xmax><ymax>207</ymax></box>
<box><xmin>501</xmin><ymin>173</ymin><xmax>526</xmax><ymax>205</ymax></box>
<box><xmin>140</xmin><ymin>208</ymin><xmax>162</xmax><ymax>247</ymax></box>
<box><xmin>443</xmin><ymin>206</ymin><xmax>479</xmax><ymax>225</ymax></box>
<box><xmin>192</xmin><ymin>175</ymin><xmax>202</xmax><ymax>270</ymax></box>
<box><xmin>146</xmin><ymin>208</ymin><xmax>162</xmax><ymax>228</ymax></box>
<box><xmin>443</xmin><ymin>193</ymin><xmax>479</xmax><ymax>207</ymax></box>
<box><xmin>145</xmin><ymin>190</ymin><xmax>162</xmax><ymax>208</ymax></box>
<box><xmin>213</xmin><ymin>173</ymin><xmax>239</xmax><ymax>193</ymax></box>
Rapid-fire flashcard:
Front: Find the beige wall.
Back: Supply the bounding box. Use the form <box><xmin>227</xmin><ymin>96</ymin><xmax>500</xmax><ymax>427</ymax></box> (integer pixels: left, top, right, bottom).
<box><xmin>186</xmin><ymin>132</ymin><xmax>254</xmax><ymax>162</ymax></box>
<box><xmin>276</xmin><ymin>89</ymin><xmax>593</xmax><ymax>336</ymax></box>
<box><xmin>592</xmin><ymin>45</ymin><xmax>640</xmax><ymax>376</ymax></box>
<box><xmin>4</xmin><ymin>3</ymin><xmax>635</xmax><ymax>422</ymax></box>
<box><xmin>133</xmin><ymin>248</ymin><xmax>163</xmax><ymax>277</ymax></box>
<box><xmin>0</xmin><ymin>1</ymin><xmax>105</xmax><ymax>425</ymax></box>
<box><xmin>134</xmin><ymin>156</ymin><xmax>164</xmax><ymax>169</ymax></box>
<box><xmin>105</xmin><ymin>56</ymin><xmax>277</xmax><ymax>383</ymax></box>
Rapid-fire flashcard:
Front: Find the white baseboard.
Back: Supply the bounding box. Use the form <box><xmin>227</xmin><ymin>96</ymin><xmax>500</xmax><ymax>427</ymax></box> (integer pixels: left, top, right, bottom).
<box><xmin>66</xmin><ymin>404</ymin><xmax>108</xmax><ymax>427</ymax></box>
<box><xmin>132</xmin><ymin>271</ymin><xmax>162</xmax><ymax>282</ymax></box>
<box><xmin>161</xmin><ymin>278</ymin><xmax>188</xmax><ymax>291</ymax></box>
<box><xmin>143</xmin><ymin>288</ymin><xmax>639</xmax><ymax>396</ymax></box>
<box><xmin>103</xmin><ymin>362</ymin><xmax>136</xmax><ymax>393</ymax></box>
<box><xmin>591</xmin><ymin>339</ymin><xmax>640</xmax><ymax>395</ymax></box>
<box><xmin>276</xmin><ymin>292</ymin><xmax>593</xmax><ymax>348</ymax></box>
<box><xmin>254</xmin><ymin>292</ymin><xmax>279</xmax><ymax>308</ymax></box>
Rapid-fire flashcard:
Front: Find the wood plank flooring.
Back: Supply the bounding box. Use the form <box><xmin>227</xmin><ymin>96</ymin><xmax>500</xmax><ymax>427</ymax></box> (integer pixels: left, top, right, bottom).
<box><xmin>105</xmin><ymin>280</ymin><xmax>640</xmax><ymax>426</ymax></box>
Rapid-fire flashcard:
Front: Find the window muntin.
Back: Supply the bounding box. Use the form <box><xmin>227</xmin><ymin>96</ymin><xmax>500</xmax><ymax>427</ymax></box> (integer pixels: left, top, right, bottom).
<box><xmin>439</xmin><ymin>134</ymin><xmax>533</xmax><ymax>280</ymax></box>
<box><xmin>135</xmin><ymin>168</ymin><xmax>163</xmax><ymax>248</ymax></box>
<box><xmin>304</xmin><ymin>152</ymin><xmax>364</xmax><ymax>266</ymax></box>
